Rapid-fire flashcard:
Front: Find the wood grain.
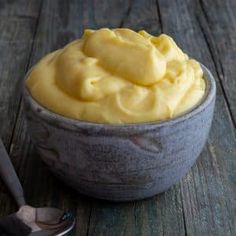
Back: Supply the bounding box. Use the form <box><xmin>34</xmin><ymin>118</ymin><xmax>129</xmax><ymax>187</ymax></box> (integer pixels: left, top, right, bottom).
<box><xmin>0</xmin><ymin>0</ymin><xmax>41</xmax><ymax>147</ymax></box>
<box><xmin>0</xmin><ymin>0</ymin><xmax>235</xmax><ymax>235</ymax></box>
<box><xmin>87</xmin><ymin>1</ymin><xmax>185</xmax><ymax>235</ymax></box>
<box><xmin>2</xmin><ymin>0</ymin><xmax>92</xmax><ymax>235</ymax></box>
<box><xmin>0</xmin><ymin>0</ymin><xmax>41</xmax><ymax>18</ymax></box>
<box><xmin>157</xmin><ymin>0</ymin><xmax>236</xmax><ymax>235</ymax></box>
<box><xmin>197</xmin><ymin>0</ymin><xmax>236</xmax><ymax>127</ymax></box>
<box><xmin>0</xmin><ymin>0</ymin><xmax>42</xmax><ymax>218</ymax></box>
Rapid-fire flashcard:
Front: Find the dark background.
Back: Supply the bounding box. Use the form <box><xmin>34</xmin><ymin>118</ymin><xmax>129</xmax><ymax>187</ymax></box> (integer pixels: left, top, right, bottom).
<box><xmin>0</xmin><ymin>0</ymin><xmax>235</xmax><ymax>235</ymax></box>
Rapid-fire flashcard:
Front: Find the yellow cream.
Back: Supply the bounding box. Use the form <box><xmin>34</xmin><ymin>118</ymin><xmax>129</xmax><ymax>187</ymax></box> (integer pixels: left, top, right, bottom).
<box><xmin>26</xmin><ymin>28</ymin><xmax>205</xmax><ymax>124</ymax></box>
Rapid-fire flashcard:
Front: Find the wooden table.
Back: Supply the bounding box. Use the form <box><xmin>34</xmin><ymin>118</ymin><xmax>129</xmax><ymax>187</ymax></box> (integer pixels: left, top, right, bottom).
<box><xmin>0</xmin><ymin>0</ymin><xmax>235</xmax><ymax>235</ymax></box>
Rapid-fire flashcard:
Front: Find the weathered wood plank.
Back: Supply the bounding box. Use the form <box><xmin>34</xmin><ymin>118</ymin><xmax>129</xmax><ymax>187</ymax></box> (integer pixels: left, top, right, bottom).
<box><xmin>0</xmin><ymin>0</ymin><xmax>40</xmax><ymax>17</ymax></box>
<box><xmin>0</xmin><ymin>0</ymin><xmax>42</xmax><ymax>217</ymax></box>
<box><xmin>158</xmin><ymin>0</ymin><xmax>236</xmax><ymax>235</ymax></box>
<box><xmin>0</xmin><ymin>0</ymin><xmax>120</xmax><ymax>235</ymax></box>
<box><xmin>1</xmin><ymin>1</ymin><xmax>235</xmax><ymax>236</ymax></box>
<box><xmin>0</xmin><ymin>0</ymin><xmax>42</xmax><ymax>147</ymax></box>
<box><xmin>87</xmin><ymin>1</ymin><xmax>185</xmax><ymax>235</ymax></box>
<box><xmin>88</xmin><ymin>185</ymin><xmax>185</xmax><ymax>236</ymax></box>
<box><xmin>118</xmin><ymin>0</ymin><xmax>162</xmax><ymax>34</ymax></box>
<box><xmin>196</xmin><ymin>0</ymin><xmax>236</xmax><ymax>127</ymax></box>
<box><xmin>132</xmin><ymin>185</ymin><xmax>185</xmax><ymax>236</ymax></box>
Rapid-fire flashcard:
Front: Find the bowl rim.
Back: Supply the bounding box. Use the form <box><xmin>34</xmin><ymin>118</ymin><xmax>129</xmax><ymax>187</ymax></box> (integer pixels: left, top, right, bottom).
<box><xmin>22</xmin><ymin>63</ymin><xmax>216</xmax><ymax>130</ymax></box>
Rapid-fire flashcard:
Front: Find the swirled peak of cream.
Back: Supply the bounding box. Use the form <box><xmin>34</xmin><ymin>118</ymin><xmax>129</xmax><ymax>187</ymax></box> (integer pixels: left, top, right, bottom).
<box><xmin>26</xmin><ymin>28</ymin><xmax>205</xmax><ymax>124</ymax></box>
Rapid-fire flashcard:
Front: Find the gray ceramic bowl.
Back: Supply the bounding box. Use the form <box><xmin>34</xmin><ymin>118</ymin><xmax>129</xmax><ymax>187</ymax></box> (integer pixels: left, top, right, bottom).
<box><xmin>22</xmin><ymin>64</ymin><xmax>216</xmax><ymax>201</ymax></box>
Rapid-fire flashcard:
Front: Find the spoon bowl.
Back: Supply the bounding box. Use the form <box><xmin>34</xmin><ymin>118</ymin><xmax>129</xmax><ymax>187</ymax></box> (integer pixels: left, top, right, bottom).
<box><xmin>0</xmin><ymin>138</ymin><xmax>75</xmax><ymax>235</ymax></box>
<box><xmin>16</xmin><ymin>205</ymin><xmax>75</xmax><ymax>235</ymax></box>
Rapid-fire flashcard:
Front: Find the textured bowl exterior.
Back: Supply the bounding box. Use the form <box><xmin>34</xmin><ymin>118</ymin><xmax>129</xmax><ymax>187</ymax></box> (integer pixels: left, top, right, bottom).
<box><xmin>23</xmin><ymin>65</ymin><xmax>216</xmax><ymax>201</ymax></box>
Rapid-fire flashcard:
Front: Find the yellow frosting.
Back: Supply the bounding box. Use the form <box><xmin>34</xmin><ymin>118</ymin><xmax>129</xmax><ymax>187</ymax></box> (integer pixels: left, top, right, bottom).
<box><xmin>26</xmin><ymin>28</ymin><xmax>205</xmax><ymax>124</ymax></box>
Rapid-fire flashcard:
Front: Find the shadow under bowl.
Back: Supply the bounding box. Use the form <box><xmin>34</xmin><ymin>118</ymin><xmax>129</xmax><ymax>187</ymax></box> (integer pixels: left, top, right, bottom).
<box><xmin>22</xmin><ymin>64</ymin><xmax>216</xmax><ymax>201</ymax></box>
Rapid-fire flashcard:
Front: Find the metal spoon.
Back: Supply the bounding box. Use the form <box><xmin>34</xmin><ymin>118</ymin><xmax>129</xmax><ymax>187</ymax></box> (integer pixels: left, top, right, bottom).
<box><xmin>0</xmin><ymin>138</ymin><xmax>75</xmax><ymax>236</ymax></box>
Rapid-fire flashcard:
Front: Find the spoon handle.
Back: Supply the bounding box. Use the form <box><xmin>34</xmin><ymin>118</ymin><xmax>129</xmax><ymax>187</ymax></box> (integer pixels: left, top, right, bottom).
<box><xmin>0</xmin><ymin>138</ymin><xmax>26</xmax><ymax>207</ymax></box>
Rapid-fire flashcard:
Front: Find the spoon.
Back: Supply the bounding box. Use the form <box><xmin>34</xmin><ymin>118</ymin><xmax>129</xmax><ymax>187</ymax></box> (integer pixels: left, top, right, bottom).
<box><xmin>0</xmin><ymin>138</ymin><xmax>75</xmax><ymax>236</ymax></box>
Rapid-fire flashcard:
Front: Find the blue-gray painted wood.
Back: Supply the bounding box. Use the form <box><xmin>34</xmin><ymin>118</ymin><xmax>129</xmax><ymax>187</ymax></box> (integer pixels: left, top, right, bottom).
<box><xmin>157</xmin><ymin>0</ymin><xmax>236</xmax><ymax>235</ymax></box>
<box><xmin>0</xmin><ymin>0</ymin><xmax>235</xmax><ymax>236</ymax></box>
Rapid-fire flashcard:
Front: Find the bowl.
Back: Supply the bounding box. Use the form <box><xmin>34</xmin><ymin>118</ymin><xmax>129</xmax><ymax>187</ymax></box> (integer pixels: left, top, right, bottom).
<box><xmin>22</xmin><ymin>64</ymin><xmax>216</xmax><ymax>201</ymax></box>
